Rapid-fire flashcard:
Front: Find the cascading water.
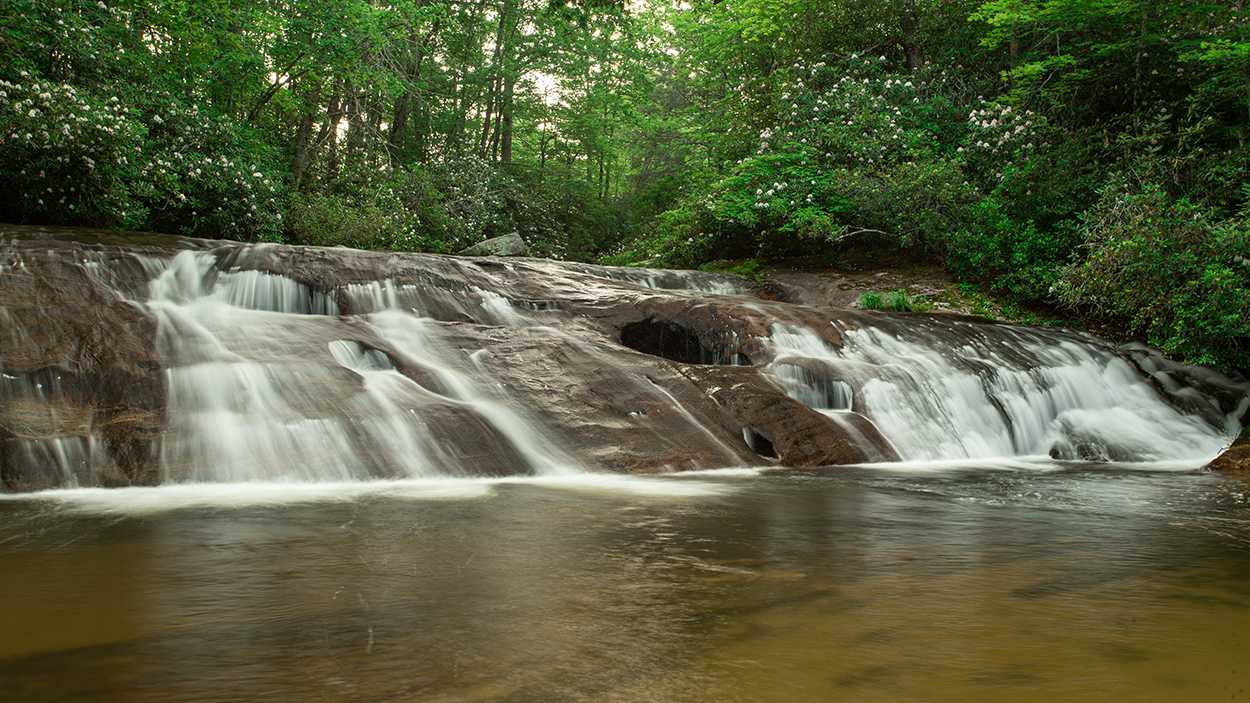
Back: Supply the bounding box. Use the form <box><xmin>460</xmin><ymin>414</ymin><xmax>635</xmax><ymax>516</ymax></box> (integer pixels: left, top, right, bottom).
<box><xmin>147</xmin><ymin>250</ymin><xmax>572</xmax><ymax>482</ymax></box>
<box><xmin>1</xmin><ymin>226</ymin><xmax>1246</xmax><ymax>491</ymax></box>
<box><xmin>8</xmin><ymin>227</ymin><xmax>1250</xmax><ymax>703</ymax></box>
<box><xmin>766</xmin><ymin>319</ymin><xmax>1234</xmax><ymax>463</ymax></box>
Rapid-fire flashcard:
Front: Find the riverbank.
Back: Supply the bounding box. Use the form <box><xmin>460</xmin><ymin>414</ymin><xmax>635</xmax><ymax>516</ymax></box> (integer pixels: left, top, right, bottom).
<box><xmin>701</xmin><ymin>255</ymin><xmax>1074</xmax><ymax>326</ymax></box>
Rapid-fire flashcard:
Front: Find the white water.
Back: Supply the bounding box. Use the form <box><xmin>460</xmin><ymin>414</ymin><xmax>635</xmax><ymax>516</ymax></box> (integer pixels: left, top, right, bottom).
<box><xmin>147</xmin><ymin>251</ymin><xmax>572</xmax><ymax>482</ymax></box>
<box><xmin>7</xmin><ymin>239</ymin><xmax>1239</xmax><ymax>489</ymax></box>
<box><xmin>0</xmin><ymin>473</ymin><xmax>740</xmax><ymax>517</ymax></box>
<box><xmin>590</xmin><ymin>266</ymin><xmax>747</xmax><ymax>295</ymax></box>
<box><xmin>768</xmin><ymin>323</ymin><xmax>1231</xmax><ymax>463</ymax></box>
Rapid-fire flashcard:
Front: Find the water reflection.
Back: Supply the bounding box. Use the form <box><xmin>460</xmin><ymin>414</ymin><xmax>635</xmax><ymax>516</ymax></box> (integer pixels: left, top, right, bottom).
<box><xmin>1</xmin><ymin>468</ymin><xmax>1249</xmax><ymax>702</ymax></box>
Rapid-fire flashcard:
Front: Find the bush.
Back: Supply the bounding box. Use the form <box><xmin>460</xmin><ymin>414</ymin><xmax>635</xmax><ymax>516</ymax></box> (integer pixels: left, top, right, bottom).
<box><xmin>858</xmin><ymin>289</ymin><xmax>929</xmax><ymax>312</ymax></box>
<box><xmin>0</xmin><ymin>74</ymin><xmax>287</xmax><ymax>242</ymax></box>
<box><xmin>287</xmin><ymin>165</ymin><xmax>451</xmax><ymax>252</ymax></box>
<box><xmin>1054</xmin><ymin>182</ymin><xmax>1250</xmax><ymax>372</ymax></box>
<box><xmin>944</xmin><ymin>123</ymin><xmax>1102</xmax><ymax>300</ymax></box>
<box><xmin>619</xmin><ymin>54</ymin><xmax>989</xmax><ymax>268</ymax></box>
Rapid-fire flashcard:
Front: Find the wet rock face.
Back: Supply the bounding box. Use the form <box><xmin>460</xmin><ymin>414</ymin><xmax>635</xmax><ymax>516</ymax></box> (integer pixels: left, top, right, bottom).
<box><xmin>620</xmin><ymin>318</ymin><xmax>751</xmax><ymax>366</ymax></box>
<box><xmin>3</xmin><ymin>224</ymin><xmax>885</xmax><ymax>488</ymax></box>
<box><xmin>1</xmin><ymin>223</ymin><xmax>1245</xmax><ymax>490</ymax></box>
<box><xmin>0</xmin><ymin>226</ymin><xmax>211</xmax><ymax>489</ymax></box>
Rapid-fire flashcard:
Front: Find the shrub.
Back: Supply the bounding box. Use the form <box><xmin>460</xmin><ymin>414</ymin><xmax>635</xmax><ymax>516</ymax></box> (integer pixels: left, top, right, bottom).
<box><xmin>0</xmin><ymin>74</ymin><xmax>287</xmax><ymax>241</ymax></box>
<box><xmin>858</xmin><ymin>289</ymin><xmax>929</xmax><ymax>312</ymax></box>
<box><xmin>625</xmin><ymin>54</ymin><xmax>988</xmax><ymax>268</ymax></box>
<box><xmin>1054</xmin><ymin>182</ymin><xmax>1250</xmax><ymax>372</ymax></box>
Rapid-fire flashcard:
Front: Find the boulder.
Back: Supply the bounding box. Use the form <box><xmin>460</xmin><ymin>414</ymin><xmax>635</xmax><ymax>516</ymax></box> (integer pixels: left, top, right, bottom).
<box><xmin>458</xmin><ymin>233</ymin><xmax>529</xmax><ymax>257</ymax></box>
<box><xmin>1209</xmin><ymin>426</ymin><xmax>1250</xmax><ymax>471</ymax></box>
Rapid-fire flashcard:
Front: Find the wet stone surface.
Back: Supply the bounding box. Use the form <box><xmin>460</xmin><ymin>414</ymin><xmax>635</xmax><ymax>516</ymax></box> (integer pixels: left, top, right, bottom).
<box><xmin>1</xmin><ymin>224</ymin><xmax>1246</xmax><ymax>490</ymax></box>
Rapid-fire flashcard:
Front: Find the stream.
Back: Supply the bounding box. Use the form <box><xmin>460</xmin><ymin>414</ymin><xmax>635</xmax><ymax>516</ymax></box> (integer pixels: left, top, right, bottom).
<box><xmin>2</xmin><ymin>464</ymin><xmax>1249</xmax><ymax>702</ymax></box>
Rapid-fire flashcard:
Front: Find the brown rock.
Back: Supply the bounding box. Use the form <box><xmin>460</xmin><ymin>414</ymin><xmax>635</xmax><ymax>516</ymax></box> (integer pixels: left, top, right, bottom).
<box><xmin>677</xmin><ymin>365</ymin><xmax>900</xmax><ymax>466</ymax></box>
<box><xmin>1209</xmin><ymin>427</ymin><xmax>1250</xmax><ymax>471</ymax></box>
<box><xmin>7</xmin><ymin>224</ymin><xmax>1239</xmax><ymax>491</ymax></box>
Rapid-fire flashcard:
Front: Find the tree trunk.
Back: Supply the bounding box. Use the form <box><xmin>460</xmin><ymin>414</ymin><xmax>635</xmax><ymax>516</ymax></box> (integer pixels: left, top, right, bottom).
<box><xmin>478</xmin><ymin>80</ymin><xmax>497</xmax><ymax>158</ymax></box>
<box><xmin>292</xmin><ymin>84</ymin><xmax>321</xmax><ymax>188</ymax></box>
<box><xmin>500</xmin><ymin>75</ymin><xmax>514</xmax><ymax>164</ymax></box>
<box><xmin>900</xmin><ymin>0</ymin><xmax>923</xmax><ymax>72</ymax></box>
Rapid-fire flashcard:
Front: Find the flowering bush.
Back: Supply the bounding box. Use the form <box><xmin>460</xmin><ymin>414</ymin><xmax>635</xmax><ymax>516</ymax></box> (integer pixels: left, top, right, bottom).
<box><xmin>0</xmin><ymin>76</ymin><xmax>146</xmax><ymax>228</ymax></box>
<box><xmin>427</xmin><ymin>156</ymin><xmax>564</xmax><ymax>256</ymax></box>
<box><xmin>959</xmin><ymin>102</ymin><xmax>1042</xmax><ymax>191</ymax></box>
<box><xmin>623</xmin><ymin>54</ymin><xmax>980</xmax><ymax>265</ymax></box>
<box><xmin>0</xmin><ymin>74</ymin><xmax>287</xmax><ymax>241</ymax></box>
<box><xmin>1055</xmin><ymin>183</ymin><xmax>1250</xmax><ymax>371</ymax></box>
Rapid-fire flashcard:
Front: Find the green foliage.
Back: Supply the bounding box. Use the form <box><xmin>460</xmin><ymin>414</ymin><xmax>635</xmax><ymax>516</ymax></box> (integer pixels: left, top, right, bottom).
<box><xmin>1055</xmin><ymin>183</ymin><xmax>1250</xmax><ymax>371</ymax></box>
<box><xmin>858</xmin><ymin>289</ymin><xmax>930</xmax><ymax>312</ymax></box>
<box><xmin>622</xmin><ymin>55</ymin><xmax>984</xmax><ymax>266</ymax></box>
<box><xmin>285</xmin><ymin>170</ymin><xmax>450</xmax><ymax>254</ymax></box>
<box><xmin>0</xmin><ymin>75</ymin><xmax>286</xmax><ymax>241</ymax></box>
<box><xmin>3</xmin><ymin>0</ymin><xmax>1250</xmax><ymax>372</ymax></box>
<box><xmin>697</xmin><ymin>258</ymin><xmax>767</xmax><ymax>280</ymax></box>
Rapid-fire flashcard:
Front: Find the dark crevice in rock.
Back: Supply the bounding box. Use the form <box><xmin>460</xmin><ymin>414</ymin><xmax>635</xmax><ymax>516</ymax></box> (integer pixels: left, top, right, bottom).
<box><xmin>743</xmin><ymin>427</ymin><xmax>777</xmax><ymax>458</ymax></box>
<box><xmin>621</xmin><ymin>318</ymin><xmax>750</xmax><ymax>366</ymax></box>
<box><xmin>517</xmin><ymin>300</ymin><xmax>560</xmax><ymax>312</ymax></box>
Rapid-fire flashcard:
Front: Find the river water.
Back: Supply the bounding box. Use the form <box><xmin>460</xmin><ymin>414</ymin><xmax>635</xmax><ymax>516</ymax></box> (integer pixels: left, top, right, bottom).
<box><xmin>2</xmin><ymin>463</ymin><xmax>1249</xmax><ymax>702</ymax></box>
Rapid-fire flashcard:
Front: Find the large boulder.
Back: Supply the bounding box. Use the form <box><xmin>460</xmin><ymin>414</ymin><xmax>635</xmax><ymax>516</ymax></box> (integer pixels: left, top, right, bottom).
<box><xmin>458</xmin><ymin>233</ymin><xmax>528</xmax><ymax>257</ymax></box>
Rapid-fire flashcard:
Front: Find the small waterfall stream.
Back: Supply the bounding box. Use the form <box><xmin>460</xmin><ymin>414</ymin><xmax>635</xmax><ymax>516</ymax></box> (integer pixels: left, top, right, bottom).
<box><xmin>5</xmin><ymin>228</ymin><xmax>1250</xmax><ymax>703</ymax></box>
<box><xmin>148</xmin><ymin>250</ymin><xmax>572</xmax><ymax>482</ymax></box>
<box><xmin>766</xmin><ymin>320</ymin><xmax>1232</xmax><ymax>463</ymax></box>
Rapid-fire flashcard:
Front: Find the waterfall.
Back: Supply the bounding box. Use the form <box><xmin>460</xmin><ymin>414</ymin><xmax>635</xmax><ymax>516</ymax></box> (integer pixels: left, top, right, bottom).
<box><xmin>767</xmin><ymin>321</ymin><xmax>1231</xmax><ymax>463</ymax></box>
<box><xmin>148</xmin><ymin>251</ymin><xmax>571</xmax><ymax>482</ymax></box>
<box><xmin>1</xmin><ymin>227</ymin><xmax>1245</xmax><ymax>492</ymax></box>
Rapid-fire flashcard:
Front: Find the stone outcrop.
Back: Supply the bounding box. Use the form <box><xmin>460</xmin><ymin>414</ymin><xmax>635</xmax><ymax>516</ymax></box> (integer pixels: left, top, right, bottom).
<box><xmin>3</xmin><ymin>224</ymin><xmax>883</xmax><ymax>488</ymax></box>
<box><xmin>1209</xmin><ymin>427</ymin><xmax>1250</xmax><ymax>471</ymax></box>
<box><xmin>2</xmin><ymin>223</ymin><xmax>1246</xmax><ymax>491</ymax></box>
<box><xmin>457</xmin><ymin>233</ymin><xmax>529</xmax><ymax>257</ymax></box>
<box><xmin>0</xmin><ymin>226</ymin><xmax>218</xmax><ymax>489</ymax></box>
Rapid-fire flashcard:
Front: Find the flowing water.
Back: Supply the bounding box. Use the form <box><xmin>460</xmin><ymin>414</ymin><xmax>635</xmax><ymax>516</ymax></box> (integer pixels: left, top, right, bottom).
<box><xmin>3</xmin><ymin>232</ymin><xmax>1250</xmax><ymax>700</ymax></box>
<box><xmin>2</xmin><ymin>466</ymin><xmax>1250</xmax><ymax>702</ymax></box>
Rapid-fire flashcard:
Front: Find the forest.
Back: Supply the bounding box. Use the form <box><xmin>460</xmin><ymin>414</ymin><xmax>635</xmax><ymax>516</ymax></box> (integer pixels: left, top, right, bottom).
<box><xmin>1</xmin><ymin>0</ymin><xmax>1248</xmax><ymax>372</ymax></box>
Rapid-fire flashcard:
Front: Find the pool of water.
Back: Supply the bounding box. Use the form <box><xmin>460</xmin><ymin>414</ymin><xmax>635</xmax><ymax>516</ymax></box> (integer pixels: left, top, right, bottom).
<box><xmin>2</xmin><ymin>463</ymin><xmax>1249</xmax><ymax>702</ymax></box>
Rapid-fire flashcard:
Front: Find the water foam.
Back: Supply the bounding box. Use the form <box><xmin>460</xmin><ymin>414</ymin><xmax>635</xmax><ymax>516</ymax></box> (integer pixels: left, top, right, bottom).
<box><xmin>0</xmin><ymin>474</ymin><xmax>740</xmax><ymax>516</ymax></box>
<box><xmin>768</xmin><ymin>322</ymin><xmax>1231</xmax><ymax>464</ymax></box>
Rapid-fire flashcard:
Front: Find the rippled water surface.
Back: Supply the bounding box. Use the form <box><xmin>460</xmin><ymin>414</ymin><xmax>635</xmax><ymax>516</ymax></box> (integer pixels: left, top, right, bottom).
<box><xmin>2</xmin><ymin>465</ymin><xmax>1250</xmax><ymax>702</ymax></box>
